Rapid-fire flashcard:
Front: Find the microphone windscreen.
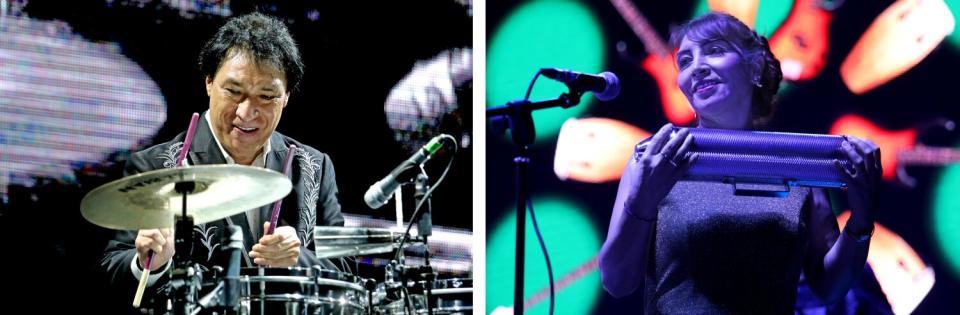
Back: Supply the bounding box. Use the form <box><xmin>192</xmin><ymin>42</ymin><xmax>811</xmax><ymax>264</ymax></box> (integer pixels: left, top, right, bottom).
<box><xmin>596</xmin><ymin>71</ymin><xmax>620</xmax><ymax>101</ymax></box>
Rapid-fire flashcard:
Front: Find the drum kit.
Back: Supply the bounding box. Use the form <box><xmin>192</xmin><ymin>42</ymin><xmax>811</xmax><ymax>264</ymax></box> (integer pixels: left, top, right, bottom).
<box><xmin>80</xmin><ymin>164</ymin><xmax>472</xmax><ymax>315</ymax></box>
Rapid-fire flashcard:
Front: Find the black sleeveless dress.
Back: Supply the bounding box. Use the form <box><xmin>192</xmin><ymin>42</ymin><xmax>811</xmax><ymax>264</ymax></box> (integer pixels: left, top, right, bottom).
<box><xmin>644</xmin><ymin>181</ymin><xmax>811</xmax><ymax>314</ymax></box>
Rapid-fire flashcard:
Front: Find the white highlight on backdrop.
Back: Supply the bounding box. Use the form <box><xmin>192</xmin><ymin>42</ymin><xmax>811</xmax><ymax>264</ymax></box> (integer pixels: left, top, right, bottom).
<box><xmin>0</xmin><ymin>14</ymin><xmax>167</xmax><ymax>197</ymax></box>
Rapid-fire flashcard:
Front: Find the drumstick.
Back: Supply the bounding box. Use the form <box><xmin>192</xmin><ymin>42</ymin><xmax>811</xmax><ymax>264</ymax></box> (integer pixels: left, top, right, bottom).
<box><xmin>266</xmin><ymin>144</ymin><xmax>297</xmax><ymax>235</ymax></box>
<box><xmin>134</xmin><ymin>113</ymin><xmax>200</xmax><ymax>307</ymax></box>
<box><xmin>176</xmin><ymin>113</ymin><xmax>201</xmax><ymax>166</ymax></box>
<box><xmin>132</xmin><ymin>253</ymin><xmax>154</xmax><ymax>307</ymax></box>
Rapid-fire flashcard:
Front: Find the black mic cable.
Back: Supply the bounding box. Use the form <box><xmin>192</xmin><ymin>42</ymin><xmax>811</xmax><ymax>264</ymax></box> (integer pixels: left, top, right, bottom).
<box><xmin>392</xmin><ymin>134</ymin><xmax>458</xmax><ymax>262</ymax></box>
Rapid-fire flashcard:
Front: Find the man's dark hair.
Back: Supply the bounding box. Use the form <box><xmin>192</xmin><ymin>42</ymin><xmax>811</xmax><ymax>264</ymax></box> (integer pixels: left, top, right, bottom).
<box><xmin>198</xmin><ymin>12</ymin><xmax>304</xmax><ymax>92</ymax></box>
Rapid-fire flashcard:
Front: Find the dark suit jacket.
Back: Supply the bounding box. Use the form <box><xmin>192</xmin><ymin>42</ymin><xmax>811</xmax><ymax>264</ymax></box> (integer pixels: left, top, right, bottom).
<box><xmin>99</xmin><ymin>113</ymin><xmax>344</xmax><ymax>311</ymax></box>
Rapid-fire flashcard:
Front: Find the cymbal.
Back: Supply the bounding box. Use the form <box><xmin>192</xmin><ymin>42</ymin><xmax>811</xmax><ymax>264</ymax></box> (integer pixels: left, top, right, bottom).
<box><xmin>81</xmin><ymin>164</ymin><xmax>292</xmax><ymax>230</ymax></box>
<box><xmin>313</xmin><ymin>226</ymin><xmax>407</xmax><ymax>259</ymax></box>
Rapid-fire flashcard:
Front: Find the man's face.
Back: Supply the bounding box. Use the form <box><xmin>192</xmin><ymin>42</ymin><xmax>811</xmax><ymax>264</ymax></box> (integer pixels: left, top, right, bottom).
<box><xmin>205</xmin><ymin>51</ymin><xmax>289</xmax><ymax>164</ymax></box>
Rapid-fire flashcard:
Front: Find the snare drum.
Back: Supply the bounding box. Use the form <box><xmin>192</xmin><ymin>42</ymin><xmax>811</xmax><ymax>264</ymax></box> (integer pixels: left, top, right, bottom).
<box><xmin>313</xmin><ymin>268</ymin><xmax>367</xmax><ymax>314</ymax></box>
<box><xmin>239</xmin><ymin>267</ymin><xmax>367</xmax><ymax>315</ymax></box>
<box><xmin>374</xmin><ymin>278</ymin><xmax>473</xmax><ymax>315</ymax></box>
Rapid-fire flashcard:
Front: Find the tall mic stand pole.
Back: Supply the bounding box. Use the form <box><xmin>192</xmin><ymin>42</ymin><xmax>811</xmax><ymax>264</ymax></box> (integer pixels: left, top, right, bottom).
<box><xmin>414</xmin><ymin>171</ymin><xmax>435</xmax><ymax>315</ymax></box>
<box><xmin>487</xmin><ymin>93</ymin><xmax>581</xmax><ymax>315</ymax></box>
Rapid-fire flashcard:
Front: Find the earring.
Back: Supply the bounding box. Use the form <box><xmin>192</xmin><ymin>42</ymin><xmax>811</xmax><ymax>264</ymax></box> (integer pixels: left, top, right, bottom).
<box><xmin>753</xmin><ymin>76</ymin><xmax>763</xmax><ymax>88</ymax></box>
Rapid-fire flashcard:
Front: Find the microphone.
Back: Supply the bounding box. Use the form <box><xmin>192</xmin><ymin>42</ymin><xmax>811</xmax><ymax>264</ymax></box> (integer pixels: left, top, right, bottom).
<box><xmin>541</xmin><ymin>68</ymin><xmax>621</xmax><ymax>101</ymax></box>
<box><xmin>364</xmin><ymin>135</ymin><xmax>446</xmax><ymax>209</ymax></box>
<box><xmin>222</xmin><ymin>225</ymin><xmax>243</xmax><ymax>309</ymax></box>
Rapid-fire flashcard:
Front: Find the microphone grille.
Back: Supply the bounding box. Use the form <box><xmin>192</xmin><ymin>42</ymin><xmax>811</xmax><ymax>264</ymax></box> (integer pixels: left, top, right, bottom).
<box><xmin>596</xmin><ymin>71</ymin><xmax>620</xmax><ymax>101</ymax></box>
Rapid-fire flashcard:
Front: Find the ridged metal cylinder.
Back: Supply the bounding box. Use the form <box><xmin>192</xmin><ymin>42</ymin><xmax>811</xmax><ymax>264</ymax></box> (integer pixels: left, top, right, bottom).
<box><xmin>638</xmin><ymin>128</ymin><xmax>852</xmax><ymax>188</ymax></box>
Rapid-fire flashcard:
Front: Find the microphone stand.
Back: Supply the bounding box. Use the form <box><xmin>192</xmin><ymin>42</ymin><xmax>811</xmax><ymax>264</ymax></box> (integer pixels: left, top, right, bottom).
<box><xmin>487</xmin><ymin>93</ymin><xmax>582</xmax><ymax>315</ymax></box>
<box><xmin>414</xmin><ymin>171</ymin><xmax>435</xmax><ymax>315</ymax></box>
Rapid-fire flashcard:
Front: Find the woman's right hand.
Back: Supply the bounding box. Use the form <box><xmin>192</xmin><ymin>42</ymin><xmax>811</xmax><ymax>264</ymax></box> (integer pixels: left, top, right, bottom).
<box><xmin>622</xmin><ymin>123</ymin><xmax>698</xmax><ymax>220</ymax></box>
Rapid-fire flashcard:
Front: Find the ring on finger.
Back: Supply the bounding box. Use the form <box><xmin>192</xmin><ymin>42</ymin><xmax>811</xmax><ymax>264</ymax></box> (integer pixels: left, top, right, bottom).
<box><xmin>633</xmin><ymin>143</ymin><xmax>645</xmax><ymax>161</ymax></box>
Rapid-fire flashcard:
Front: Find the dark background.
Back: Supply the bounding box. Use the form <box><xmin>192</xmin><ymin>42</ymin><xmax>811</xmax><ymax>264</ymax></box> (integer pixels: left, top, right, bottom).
<box><xmin>0</xmin><ymin>0</ymin><xmax>471</xmax><ymax>312</ymax></box>
<box><xmin>486</xmin><ymin>0</ymin><xmax>960</xmax><ymax>313</ymax></box>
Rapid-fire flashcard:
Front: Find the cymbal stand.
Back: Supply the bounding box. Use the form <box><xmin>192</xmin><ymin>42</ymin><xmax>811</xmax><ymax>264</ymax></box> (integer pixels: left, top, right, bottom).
<box><xmin>169</xmin><ymin>180</ymin><xmax>201</xmax><ymax>315</ymax></box>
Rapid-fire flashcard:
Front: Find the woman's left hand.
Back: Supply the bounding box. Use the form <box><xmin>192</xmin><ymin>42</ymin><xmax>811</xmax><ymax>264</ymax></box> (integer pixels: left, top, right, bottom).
<box><xmin>834</xmin><ymin>136</ymin><xmax>881</xmax><ymax>233</ymax></box>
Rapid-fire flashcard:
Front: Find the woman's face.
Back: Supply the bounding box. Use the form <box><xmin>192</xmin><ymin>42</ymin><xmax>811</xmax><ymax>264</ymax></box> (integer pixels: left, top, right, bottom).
<box><xmin>676</xmin><ymin>35</ymin><xmax>755</xmax><ymax>129</ymax></box>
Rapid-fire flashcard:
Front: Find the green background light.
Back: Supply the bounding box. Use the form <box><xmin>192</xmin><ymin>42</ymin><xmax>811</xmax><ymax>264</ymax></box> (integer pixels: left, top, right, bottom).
<box><xmin>932</xmin><ymin>162</ymin><xmax>960</xmax><ymax>279</ymax></box>
<box><xmin>486</xmin><ymin>197</ymin><xmax>602</xmax><ymax>314</ymax></box>
<box><xmin>947</xmin><ymin>0</ymin><xmax>960</xmax><ymax>48</ymax></box>
<box><xmin>487</xmin><ymin>1</ymin><xmax>606</xmax><ymax>143</ymax></box>
<box><xmin>694</xmin><ymin>0</ymin><xmax>793</xmax><ymax>36</ymax></box>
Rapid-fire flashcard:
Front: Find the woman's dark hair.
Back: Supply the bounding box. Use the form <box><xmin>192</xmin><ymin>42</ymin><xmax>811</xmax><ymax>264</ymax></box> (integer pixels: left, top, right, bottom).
<box><xmin>669</xmin><ymin>12</ymin><xmax>781</xmax><ymax>125</ymax></box>
<box><xmin>198</xmin><ymin>12</ymin><xmax>304</xmax><ymax>92</ymax></box>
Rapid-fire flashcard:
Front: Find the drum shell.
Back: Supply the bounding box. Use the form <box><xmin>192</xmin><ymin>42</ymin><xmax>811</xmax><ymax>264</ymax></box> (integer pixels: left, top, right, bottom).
<box><xmin>239</xmin><ymin>267</ymin><xmax>367</xmax><ymax>315</ymax></box>
<box><xmin>374</xmin><ymin>278</ymin><xmax>473</xmax><ymax>315</ymax></box>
